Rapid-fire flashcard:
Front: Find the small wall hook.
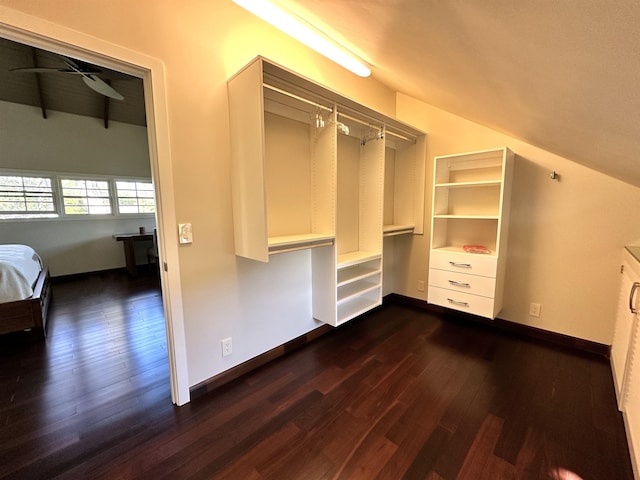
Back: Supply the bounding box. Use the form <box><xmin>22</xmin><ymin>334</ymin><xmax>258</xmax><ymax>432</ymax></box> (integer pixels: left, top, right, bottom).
<box><xmin>550</xmin><ymin>170</ymin><xmax>559</xmax><ymax>180</ymax></box>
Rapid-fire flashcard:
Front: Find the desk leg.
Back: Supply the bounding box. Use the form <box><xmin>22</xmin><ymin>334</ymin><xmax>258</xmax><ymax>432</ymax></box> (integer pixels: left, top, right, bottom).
<box><xmin>122</xmin><ymin>239</ymin><xmax>138</xmax><ymax>277</ymax></box>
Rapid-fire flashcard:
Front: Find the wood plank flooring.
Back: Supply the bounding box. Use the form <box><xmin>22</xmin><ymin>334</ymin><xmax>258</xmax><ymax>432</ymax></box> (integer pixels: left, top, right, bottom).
<box><xmin>0</xmin><ymin>270</ymin><xmax>633</xmax><ymax>479</ymax></box>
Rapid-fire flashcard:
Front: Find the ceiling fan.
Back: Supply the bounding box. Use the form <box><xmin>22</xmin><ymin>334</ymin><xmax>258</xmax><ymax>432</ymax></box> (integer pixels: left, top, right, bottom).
<box><xmin>10</xmin><ymin>55</ymin><xmax>125</xmax><ymax>100</ymax></box>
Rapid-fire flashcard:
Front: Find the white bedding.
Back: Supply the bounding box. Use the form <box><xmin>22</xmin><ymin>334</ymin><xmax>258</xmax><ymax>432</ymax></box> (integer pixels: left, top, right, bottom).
<box><xmin>0</xmin><ymin>244</ymin><xmax>43</xmax><ymax>303</ymax></box>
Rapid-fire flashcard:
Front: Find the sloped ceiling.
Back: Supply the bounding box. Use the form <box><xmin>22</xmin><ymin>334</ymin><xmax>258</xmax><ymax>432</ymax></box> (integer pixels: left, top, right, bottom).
<box><xmin>0</xmin><ymin>37</ymin><xmax>146</xmax><ymax>127</ymax></box>
<box><xmin>284</xmin><ymin>0</ymin><xmax>640</xmax><ymax>187</ymax></box>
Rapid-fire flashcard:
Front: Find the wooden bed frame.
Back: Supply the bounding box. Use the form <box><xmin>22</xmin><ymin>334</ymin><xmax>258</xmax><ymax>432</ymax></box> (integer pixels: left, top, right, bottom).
<box><xmin>0</xmin><ymin>267</ymin><xmax>52</xmax><ymax>337</ymax></box>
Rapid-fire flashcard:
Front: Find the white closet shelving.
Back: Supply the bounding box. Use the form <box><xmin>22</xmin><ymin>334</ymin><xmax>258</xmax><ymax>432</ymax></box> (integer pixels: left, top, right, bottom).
<box><xmin>334</xmin><ymin>111</ymin><xmax>385</xmax><ymax>325</ymax></box>
<box><xmin>612</xmin><ymin>247</ymin><xmax>640</xmax><ymax>479</ymax></box>
<box><xmin>612</xmin><ymin>248</ymin><xmax>640</xmax><ymax>408</ymax></box>
<box><xmin>228</xmin><ymin>60</ymin><xmax>336</xmax><ymax>262</ymax></box>
<box><xmin>428</xmin><ymin>147</ymin><xmax>514</xmax><ymax>319</ymax></box>
<box><xmin>383</xmin><ymin>128</ymin><xmax>427</xmax><ymax>237</ymax></box>
<box><xmin>228</xmin><ymin>56</ymin><xmax>427</xmax><ymax>326</ymax></box>
<box><xmin>623</xmin><ymin>324</ymin><xmax>640</xmax><ymax>480</ymax></box>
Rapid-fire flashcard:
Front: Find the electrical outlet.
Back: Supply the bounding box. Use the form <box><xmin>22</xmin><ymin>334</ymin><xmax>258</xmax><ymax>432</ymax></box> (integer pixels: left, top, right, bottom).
<box><xmin>417</xmin><ymin>280</ymin><xmax>425</xmax><ymax>292</ymax></box>
<box><xmin>529</xmin><ymin>302</ymin><xmax>541</xmax><ymax>317</ymax></box>
<box><xmin>221</xmin><ymin>337</ymin><xmax>232</xmax><ymax>357</ymax></box>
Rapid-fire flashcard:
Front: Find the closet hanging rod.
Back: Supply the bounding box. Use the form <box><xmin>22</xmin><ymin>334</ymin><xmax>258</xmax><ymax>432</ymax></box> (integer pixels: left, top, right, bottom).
<box><xmin>262</xmin><ymin>83</ymin><xmax>420</xmax><ymax>142</ymax></box>
<box><xmin>268</xmin><ymin>240</ymin><xmax>334</xmax><ymax>255</ymax></box>
<box><xmin>385</xmin><ymin>129</ymin><xmax>416</xmax><ymax>144</ymax></box>
<box><xmin>338</xmin><ymin>110</ymin><xmax>416</xmax><ymax>143</ymax></box>
<box><xmin>263</xmin><ymin>83</ymin><xmax>333</xmax><ymax>112</ymax></box>
<box><xmin>338</xmin><ymin>110</ymin><xmax>382</xmax><ymax>130</ymax></box>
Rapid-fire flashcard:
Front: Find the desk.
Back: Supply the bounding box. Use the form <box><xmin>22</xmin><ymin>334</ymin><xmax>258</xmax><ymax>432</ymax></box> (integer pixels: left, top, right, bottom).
<box><xmin>113</xmin><ymin>232</ymin><xmax>153</xmax><ymax>276</ymax></box>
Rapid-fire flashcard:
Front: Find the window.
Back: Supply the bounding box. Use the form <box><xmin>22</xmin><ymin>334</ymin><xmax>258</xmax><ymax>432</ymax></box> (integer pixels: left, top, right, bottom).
<box><xmin>115</xmin><ymin>180</ymin><xmax>156</xmax><ymax>214</ymax></box>
<box><xmin>0</xmin><ymin>174</ymin><xmax>57</xmax><ymax>219</ymax></box>
<box><xmin>0</xmin><ymin>170</ymin><xmax>154</xmax><ymax>221</ymax></box>
<box><xmin>61</xmin><ymin>178</ymin><xmax>111</xmax><ymax>215</ymax></box>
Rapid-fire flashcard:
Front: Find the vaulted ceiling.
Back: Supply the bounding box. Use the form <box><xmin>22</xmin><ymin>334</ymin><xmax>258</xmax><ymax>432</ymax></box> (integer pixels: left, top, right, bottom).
<box><xmin>283</xmin><ymin>0</ymin><xmax>640</xmax><ymax>187</ymax></box>
<box><xmin>0</xmin><ymin>37</ymin><xmax>145</xmax><ymax>127</ymax></box>
<box><xmin>2</xmin><ymin>3</ymin><xmax>639</xmax><ymax>187</ymax></box>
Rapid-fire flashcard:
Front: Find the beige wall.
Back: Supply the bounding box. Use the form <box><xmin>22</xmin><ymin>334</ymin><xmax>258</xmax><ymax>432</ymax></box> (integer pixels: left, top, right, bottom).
<box><xmin>396</xmin><ymin>93</ymin><xmax>640</xmax><ymax>344</ymax></box>
<box><xmin>3</xmin><ymin>1</ymin><xmax>640</xmax><ymax>391</ymax></box>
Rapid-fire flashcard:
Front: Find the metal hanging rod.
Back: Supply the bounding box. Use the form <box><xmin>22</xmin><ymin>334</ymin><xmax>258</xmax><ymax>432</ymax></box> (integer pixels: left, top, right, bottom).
<box><xmin>339</xmin><ymin>110</ymin><xmax>417</xmax><ymax>144</ymax></box>
<box><xmin>269</xmin><ymin>240</ymin><xmax>334</xmax><ymax>255</ymax></box>
<box><xmin>263</xmin><ymin>83</ymin><xmax>333</xmax><ymax>112</ymax></box>
<box><xmin>263</xmin><ymin>82</ymin><xmax>420</xmax><ymax>143</ymax></box>
<box><xmin>385</xmin><ymin>129</ymin><xmax>416</xmax><ymax>144</ymax></box>
<box><xmin>338</xmin><ymin>110</ymin><xmax>382</xmax><ymax>129</ymax></box>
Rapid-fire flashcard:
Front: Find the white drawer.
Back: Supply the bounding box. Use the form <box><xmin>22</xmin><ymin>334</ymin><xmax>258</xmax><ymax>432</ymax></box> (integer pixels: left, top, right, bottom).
<box><xmin>429</xmin><ymin>249</ymin><xmax>497</xmax><ymax>277</ymax></box>
<box><xmin>428</xmin><ymin>268</ymin><xmax>496</xmax><ymax>298</ymax></box>
<box><xmin>428</xmin><ymin>286</ymin><xmax>496</xmax><ymax>319</ymax></box>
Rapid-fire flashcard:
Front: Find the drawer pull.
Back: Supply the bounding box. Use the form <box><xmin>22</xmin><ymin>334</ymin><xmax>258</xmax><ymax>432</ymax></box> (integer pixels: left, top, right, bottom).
<box><xmin>630</xmin><ymin>282</ymin><xmax>640</xmax><ymax>314</ymax></box>
<box><xmin>448</xmin><ymin>280</ymin><xmax>470</xmax><ymax>288</ymax></box>
<box><xmin>449</xmin><ymin>261</ymin><xmax>472</xmax><ymax>268</ymax></box>
<box><xmin>447</xmin><ymin>298</ymin><xmax>469</xmax><ymax>307</ymax></box>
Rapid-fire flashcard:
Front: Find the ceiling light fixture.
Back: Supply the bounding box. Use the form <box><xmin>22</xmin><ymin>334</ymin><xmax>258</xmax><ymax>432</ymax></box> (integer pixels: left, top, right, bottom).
<box><xmin>232</xmin><ymin>0</ymin><xmax>371</xmax><ymax>77</ymax></box>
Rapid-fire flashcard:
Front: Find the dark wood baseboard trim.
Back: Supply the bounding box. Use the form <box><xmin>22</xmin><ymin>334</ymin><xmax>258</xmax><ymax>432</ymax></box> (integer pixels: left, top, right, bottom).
<box><xmin>190</xmin><ymin>323</ymin><xmax>334</xmax><ymax>400</ymax></box>
<box><xmin>384</xmin><ymin>293</ymin><xmax>610</xmax><ymax>359</ymax></box>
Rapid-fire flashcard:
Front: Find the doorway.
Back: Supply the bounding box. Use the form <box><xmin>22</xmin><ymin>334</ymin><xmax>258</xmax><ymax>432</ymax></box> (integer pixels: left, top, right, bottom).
<box><xmin>0</xmin><ymin>14</ymin><xmax>189</xmax><ymax>405</ymax></box>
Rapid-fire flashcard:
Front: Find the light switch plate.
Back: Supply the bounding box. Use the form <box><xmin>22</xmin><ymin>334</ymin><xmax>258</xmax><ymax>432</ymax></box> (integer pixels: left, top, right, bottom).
<box><xmin>178</xmin><ymin>223</ymin><xmax>192</xmax><ymax>244</ymax></box>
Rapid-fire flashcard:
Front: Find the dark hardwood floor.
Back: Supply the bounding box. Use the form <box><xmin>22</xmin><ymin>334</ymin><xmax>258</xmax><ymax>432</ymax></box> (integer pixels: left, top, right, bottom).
<box><xmin>0</xmin><ymin>270</ymin><xmax>633</xmax><ymax>479</ymax></box>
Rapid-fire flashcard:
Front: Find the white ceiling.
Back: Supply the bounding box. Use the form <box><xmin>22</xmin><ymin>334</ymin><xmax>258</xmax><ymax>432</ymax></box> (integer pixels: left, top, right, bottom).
<box><xmin>283</xmin><ymin>0</ymin><xmax>640</xmax><ymax>187</ymax></box>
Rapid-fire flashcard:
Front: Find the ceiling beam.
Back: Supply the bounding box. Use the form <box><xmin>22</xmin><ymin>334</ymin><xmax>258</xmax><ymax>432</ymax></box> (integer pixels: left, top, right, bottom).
<box><xmin>103</xmin><ymin>79</ymin><xmax>111</xmax><ymax>128</ymax></box>
<box><xmin>31</xmin><ymin>47</ymin><xmax>47</xmax><ymax>119</ymax></box>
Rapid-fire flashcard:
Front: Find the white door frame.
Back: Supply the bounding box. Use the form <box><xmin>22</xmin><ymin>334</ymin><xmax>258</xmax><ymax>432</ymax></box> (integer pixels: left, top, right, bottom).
<box><xmin>0</xmin><ymin>6</ymin><xmax>191</xmax><ymax>405</ymax></box>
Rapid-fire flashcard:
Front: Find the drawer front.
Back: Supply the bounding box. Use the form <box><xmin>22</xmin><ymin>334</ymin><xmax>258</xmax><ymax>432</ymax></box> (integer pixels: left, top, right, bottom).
<box><xmin>428</xmin><ymin>286</ymin><xmax>496</xmax><ymax>319</ymax></box>
<box><xmin>428</xmin><ymin>268</ymin><xmax>496</xmax><ymax>298</ymax></box>
<box><xmin>429</xmin><ymin>250</ymin><xmax>497</xmax><ymax>277</ymax></box>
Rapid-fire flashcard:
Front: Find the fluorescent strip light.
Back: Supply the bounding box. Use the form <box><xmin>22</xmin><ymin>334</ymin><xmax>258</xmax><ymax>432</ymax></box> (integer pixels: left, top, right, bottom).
<box><xmin>232</xmin><ymin>0</ymin><xmax>371</xmax><ymax>77</ymax></box>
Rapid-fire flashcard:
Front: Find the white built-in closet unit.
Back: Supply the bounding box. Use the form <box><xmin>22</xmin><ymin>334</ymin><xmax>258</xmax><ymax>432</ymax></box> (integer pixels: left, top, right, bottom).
<box><xmin>612</xmin><ymin>247</ymin><xmax>640</xmax><ymax>478</ymax></box>
<box><xmin>228</xmin><ymin>57</ymin><xmax>426</xmax><ymax>327</ymax></box>
<box><xmin>427</xmin><ymin>148</ymin><xmax>514</xmax><ymax>319</ymax></box>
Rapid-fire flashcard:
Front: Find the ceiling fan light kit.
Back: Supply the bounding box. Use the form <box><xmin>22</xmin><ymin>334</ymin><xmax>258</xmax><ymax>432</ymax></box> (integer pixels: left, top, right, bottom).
<box><xmin>232</xmin><ymin>0</ymin><xmax>371</xmax><ymax>77</ymax></box>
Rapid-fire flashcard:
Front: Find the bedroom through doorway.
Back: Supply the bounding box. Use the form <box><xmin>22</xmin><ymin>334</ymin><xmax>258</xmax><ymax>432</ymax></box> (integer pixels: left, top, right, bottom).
<box><xmin>0</xmin><ymin>31</ymin><xmax>184</xmax><ymax>404</ymax></box>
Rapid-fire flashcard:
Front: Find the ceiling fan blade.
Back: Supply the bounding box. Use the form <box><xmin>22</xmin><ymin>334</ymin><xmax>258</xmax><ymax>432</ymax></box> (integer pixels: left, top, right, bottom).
<box><xmin>61</xmin><ymin>58</ymin><xmax>100</xmax><ymax>75</ymax></box>
<box><xmin>11</xmin><ymin>66</ymin><xmax>102</xmax><ymax>75</ymax></box>
<box><xmin>82</xmin><ymin>74</ymin><xmax>124</xmax><ymax>100</ymax></box>
<box><xmin>62</xmin><ymin>56</ymin><xmax>80</xmax><ymax>69</ymax></box>
<box><xmin>10</xmin><ymin>67</ymin><xmax>73</xmax><ymax>73</ymax></box>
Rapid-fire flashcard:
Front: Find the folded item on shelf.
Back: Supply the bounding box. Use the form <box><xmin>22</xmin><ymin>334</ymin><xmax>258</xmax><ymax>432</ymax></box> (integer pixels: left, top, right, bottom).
<box><xmin>463</xmin><ymin>245</ymin><xmax>491</xmax><ymax>254</ymax></box>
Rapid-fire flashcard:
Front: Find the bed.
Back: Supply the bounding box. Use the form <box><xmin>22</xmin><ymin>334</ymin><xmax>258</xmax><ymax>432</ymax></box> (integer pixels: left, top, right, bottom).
<box><xmin>0</xmin><ymin>244</ymin><xmax>52</xmax><ymax>337</ymax></box>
